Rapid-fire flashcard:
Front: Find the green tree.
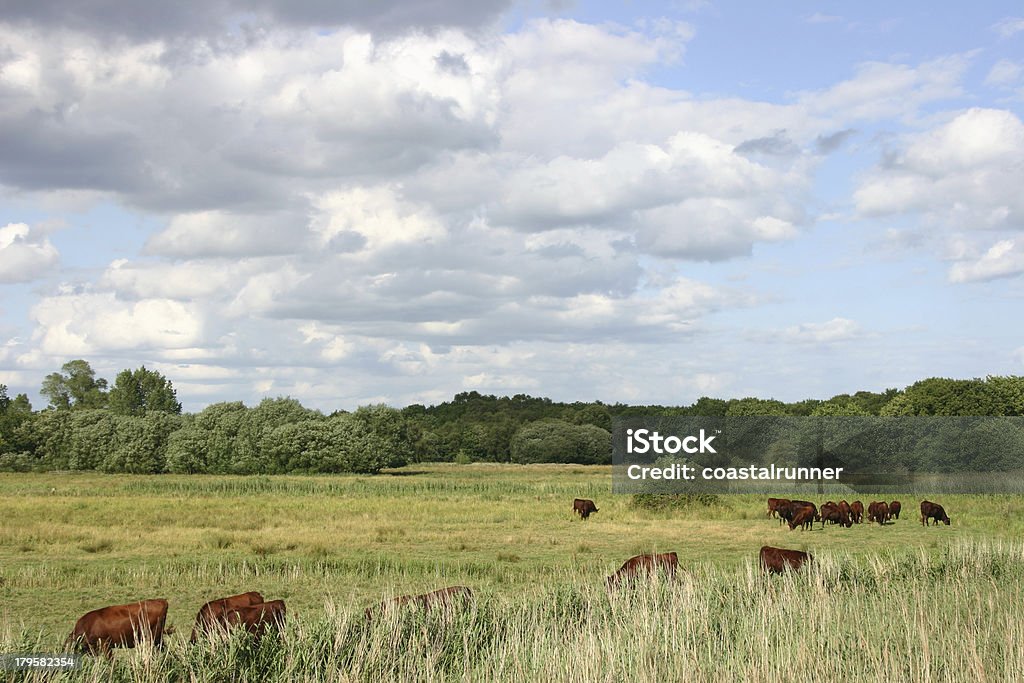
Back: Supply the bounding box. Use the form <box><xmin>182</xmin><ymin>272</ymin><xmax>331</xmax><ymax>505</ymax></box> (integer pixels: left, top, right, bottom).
<box><xmin>570</xmin><ymin>403</ymin><xmax>612</xmax><ymax>432</ymax></box>
<box><xmin>352</xmin><ymin>404</ymin><xmax>413</xmax><ymax>469</ymax></box>
<box><xmin>0</xmin><ymin>386</ymin><xmax>34</xmax><ymax>460</ymax></box>
<box><xmin>811</xmin><ymin>401</ymin><xmax>871</xmax><ymax>417</ymax></box>
<box><xmin>165</xmin><ymin>424</ymin><xmax>210</xmax><ymax>474</ymax></box>
<box><xmin>108</xmin><ymin>366</ymin><xmax>182</xmax><ymax>416</ymax></box>
<box><xmin>67</xmin><ymin>410</ymin><xmax>118</xmax><ymax>470</ymax></box>
<box><xmin>510</xmin><ymin>419</ymin><xmax>611</xmax><ymax>464</ymax></box>
<box><xmin>725</xmin><ymin>397</ymin><xmax>789</xmax><ymax>416</ymax></box>
<box><xmin>101</xmin><ymin>412</ymin><xmax>181</xmax><ymax>473</ymax></box>
<box><xmin>40</xmin><ymin>360</ymin><xmax>108</xmax><ymax>410</ymax></box>
<box><xmin>232</xmin><ymin>397</ymin><xmax>321</xmax><ymax>474</ymax></box>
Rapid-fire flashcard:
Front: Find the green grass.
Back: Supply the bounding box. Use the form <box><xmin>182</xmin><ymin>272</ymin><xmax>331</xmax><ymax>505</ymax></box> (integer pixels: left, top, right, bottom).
<box><xmin>1</xmin><ymin>464</ymin><xmax>1022</xmax><ymax>681</ymax></box>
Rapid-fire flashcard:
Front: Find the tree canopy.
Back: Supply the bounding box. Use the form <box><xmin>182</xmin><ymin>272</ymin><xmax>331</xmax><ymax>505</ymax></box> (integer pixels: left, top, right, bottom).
<box><xmin>108</xmin><ymin>366</ymin><xmax>182</xmax><ymax>416</ymax></box>
<box><xmin>40</xmin><ymin>359</ymin><xmax>108</xmax><ymax>410</ymax></box>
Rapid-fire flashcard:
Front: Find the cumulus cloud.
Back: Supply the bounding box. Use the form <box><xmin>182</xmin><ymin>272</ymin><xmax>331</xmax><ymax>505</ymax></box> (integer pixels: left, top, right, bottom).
<box><xmin>0</xmin><ymin>223</ymin><xmax>59</xmax><ymax>283</ymax></box>
<box><xmin>949</xmin><ymin>239</ymin><xmax>1024</xmax><ymax>283</ymax></box>
<box><xmin>855</xmin><ymin>108</ymin><xmax>1024</xmax><ymax>232</ymax></box>
<box><xmin>30</xmin><ymin>291</ymin><xmax>204</xmax><ymax>355</ymax></box>
<box><xmin>145</xmin><ymin>212</ymin><xmax>311</xmax><ymax>259</ymax></box>
<box><xmin>0</xmin><ymin>14</ymin><xmax>1001</xmax><ymax>408</ymax></box>
<box><xmin>0</xmin><ymin>0</ymin><xmax>516</xmax><ymax>39</ymax></box>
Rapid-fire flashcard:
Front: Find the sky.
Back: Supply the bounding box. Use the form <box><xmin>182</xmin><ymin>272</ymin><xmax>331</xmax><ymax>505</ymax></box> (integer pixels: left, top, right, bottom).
<box><xmin>1</xmin><ymin>1</ymin><xmax>1023</xmax><ymax>412</ymax></box>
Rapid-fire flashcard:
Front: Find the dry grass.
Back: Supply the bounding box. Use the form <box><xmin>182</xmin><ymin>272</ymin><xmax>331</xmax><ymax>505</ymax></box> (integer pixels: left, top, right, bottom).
<box><xmin>0</xmin><ymin>466</ymin><xmax>1022</xmax><ymax>680</ymax></box>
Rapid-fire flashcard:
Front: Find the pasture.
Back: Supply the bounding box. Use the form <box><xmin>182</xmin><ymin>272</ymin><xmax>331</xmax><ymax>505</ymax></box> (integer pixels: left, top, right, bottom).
<box><xmin>1</xmin><ymin>464</ymin><xmax>1023</xmax><ymax>681</ymax></box>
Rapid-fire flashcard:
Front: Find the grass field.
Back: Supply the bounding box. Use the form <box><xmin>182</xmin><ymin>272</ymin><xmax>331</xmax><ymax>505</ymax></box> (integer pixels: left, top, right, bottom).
<box><xmin>1</xmin><ymin>464</ymin><xmax>1023</xmax><ymax>681</ymax></box>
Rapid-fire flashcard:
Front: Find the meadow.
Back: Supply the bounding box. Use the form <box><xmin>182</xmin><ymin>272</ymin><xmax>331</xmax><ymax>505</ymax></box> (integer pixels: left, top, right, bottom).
<box><xmin>1</xmin><ymin>464</ymin><xmax>1023</xmax><ymax>681</ymax></box>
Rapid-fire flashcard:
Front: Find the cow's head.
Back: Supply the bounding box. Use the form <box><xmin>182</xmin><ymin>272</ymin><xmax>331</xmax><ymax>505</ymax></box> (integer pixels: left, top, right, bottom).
<box><xmin>943</xmin><ymin>516</ymin><xmax>951</xmax><ymax>525</ymax></box>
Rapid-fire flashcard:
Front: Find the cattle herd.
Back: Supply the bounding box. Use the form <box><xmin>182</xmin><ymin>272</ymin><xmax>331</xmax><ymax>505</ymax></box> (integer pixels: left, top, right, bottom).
<box><xmin>61</xmin><ymin>496</ymin><xmax>953</xmax><ymax>658</ymax></box>
<box><xmin>767</xmin><ymin>498</ymin><xmax>950</xmax><ymax>530</ymax></box>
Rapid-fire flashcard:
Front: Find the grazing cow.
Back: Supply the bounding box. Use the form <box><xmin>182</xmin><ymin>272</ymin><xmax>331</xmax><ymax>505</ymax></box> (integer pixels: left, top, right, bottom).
<box><xmin>920</xmin><ymin>500</ymin><xmax>951</xmax><ymax>526</ymax></box>
<box><xmin>573</xmin><ymin>498</ymin><xmax>599</xmax><ymax>520</ymax></box>
<box><xmin>850</xmin><ymin>501</ymin><xmax>864</xmax><ymax>524</ymax></box>
<box><xmin>368</xmin><ymin>586</ymin><xmax>474</xmax><ymax>620</ymax></box>
<box><xmin>785</xmin><ymin>501</ymin><xmax>817</xmax><ymax>531</ymax></box>
<box><xmin>889</xmin><ymin>501</ymin><xmax>902</xmax><ymax>520</ymax></box>
<box><xmin>819</xmin><ymin>501</ymin><xmax>838</xmax><ymax>525</ymax></box>
<box><xmin>66</xmin><ymin>599</ymin><xmax>169</xmax><ymax>657</ymax></box>
<box><xmin>779</xmin><ymin>500</ymin><xmax>816</xmax><ymax>525</ymax></box>
<box><xmin>223</xmin><ymin>600</ymin><xmax>287</xmax><ymax>642</ymax></box>
<box><xmin>767</xmin><ymin>498</ymin><xmax>791</xmax><ymax>521</ymax></box>
<box><xmin>191</xmin><ymin>591</ymin><xmax>265</xmax><ymax>642</ymax></box>
<box><xmin>819</xmin><ymin>502</ymin><xmax>852</xmax><ymax>528</ymax></box>
<box><xmin>867</xmin><ymin>501</ymin><xmax>889</xmax><ymax>525</ymax></box>
<box><xmin>606</xmin><ymin>552</ymin><xmax>679</xmax><ymax>590</ymax></box>
<box><xmin>759</xmin><ymin>546</ymin><xmax>812</xmax><ymax>574</ymax></box>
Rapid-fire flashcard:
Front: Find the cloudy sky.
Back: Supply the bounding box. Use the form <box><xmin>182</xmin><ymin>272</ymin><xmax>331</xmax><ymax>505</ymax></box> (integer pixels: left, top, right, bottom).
<box><xmin>1</xmin><ymin>1</ymin><xmax>1023</xmax><ymax>412</ymax></box>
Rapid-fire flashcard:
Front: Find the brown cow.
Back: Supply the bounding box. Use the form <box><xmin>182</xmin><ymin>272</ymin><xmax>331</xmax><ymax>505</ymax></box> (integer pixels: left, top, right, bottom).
<box><xmin>191</xmin><ymin>591</ymin><xmax>265</xmax><ymax>642</ymax></box>
<box><xmin>66</xmin><ymin>599</ymin><xmax>169</xmax><ymax>656</ymax></box>
<box><xmin>367</xmin><ymin>586</ymin><xmax>474</xmax><ymax>620</ymax></box>
<box><xmin>788</xmin><ymin>506</ymin><xmax>815</xmax><ymax>531</ymax></box>
<box><xmin>867</xmin><ymin>501</ymin><xmax>889</xmax><ymax>525</ymax></box>
<box><xmin>838</xmin><ymin>500</ymin><xmax>851</xmax><ymax>519</ymax></box>
<box><xmin>819</xmin><ymin>502</ymin><xmax>852</xmax><ymax>528</ymax></box>
<box><xmin>606</xmin><ymin>552</ymin><xmax>678</xmax><ymax>590</ymax></box>
<box><xmin>792</xmin><ymin>500</ymin><xmax>818</xmax><ymax>521</ymax></box>
<box><xmin>223</xmin><ymin>600</ymin><xmax>287</xmax><ymax>642</ymax></box>
<box><xmin>783</xmin><ymin>501</ymin><xmax>816</xmax><ymax>531</ymax></box>
<box><xmin>920</xmin><ymin>500</ymin><xmax>951</xmax><ymax>526</ymax></box>
<box><xmin>850</xmin><ymin>501</ymin><xmax>864</xmax><ymax>524</ymax></box>
<box><xmin>767</xmin><ymin>498</ymin><xmax>791</xmax><ymax>521</ymax></box>
<box><xmin>889</xmin><ymin>501</ymin><xmax>902</xmax><ymax>520</ymax></box>
<box><xmin>573</xmin><ymin>498</ymin><xmax>599</xmax><ymax>520</ymax></box>
<box><xmin>877</xmin><ymin>501</ymin><xmax>890</xmax><ymax>525</ymax></box>
<box><xmin>779</xmin><ymin>500</ymin><xmax>815</xmax><ymax>527</ymax></box>
<box><xmin>759</xmin><ymin>546</ymin><xmax>812</xmax><ymax>574</ymax></box>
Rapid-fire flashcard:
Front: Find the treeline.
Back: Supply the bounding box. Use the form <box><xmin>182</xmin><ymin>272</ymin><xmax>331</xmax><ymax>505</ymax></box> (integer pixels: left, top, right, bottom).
<box><xmin>0</xmin><ymin>361</ymin><xmax>409</xmax><ymax>474</ymax></box>
<box><xmin>2</xmin><ymin>360</ymin><xmax>1024</xmax><ymax>474</ymax></box>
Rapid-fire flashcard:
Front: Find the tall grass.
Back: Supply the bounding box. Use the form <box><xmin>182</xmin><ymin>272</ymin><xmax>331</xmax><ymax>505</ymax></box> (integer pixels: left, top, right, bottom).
<box><xmin>4</xmin><ymin>541</ymin><xmax>1023</xmax><ymax>682</ymax></box>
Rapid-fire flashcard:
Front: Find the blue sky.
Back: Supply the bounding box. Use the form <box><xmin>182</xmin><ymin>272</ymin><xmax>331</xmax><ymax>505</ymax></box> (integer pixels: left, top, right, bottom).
<box><xmin>0</xmin><ymin>1</ymin><xmax>1022</xmax><ymax>411</ymax></box>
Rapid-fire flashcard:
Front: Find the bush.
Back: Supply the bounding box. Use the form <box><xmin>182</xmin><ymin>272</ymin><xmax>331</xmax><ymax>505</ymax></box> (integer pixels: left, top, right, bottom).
<box><xmin>510</xmin><ymin>420</ymin><xmax>611</xmax><ymax>465</ymax></box>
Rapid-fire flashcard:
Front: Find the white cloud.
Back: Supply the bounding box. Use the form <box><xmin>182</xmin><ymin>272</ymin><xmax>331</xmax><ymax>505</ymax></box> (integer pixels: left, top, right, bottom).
<box><xmin>855</xmin><ymin>108</ymin><xmax>1024</xmax><ymax>232</ymax></box>
<box><xmin>312</xmin><ymin>186</ymin><xmax>446</xmax><ymax>251</ymax></box>
<box><xmin>992</xmin><ymin>17</ymin><xmax>1024</xmax><ymax>39</ymax></box>
<box><xmin>782</xmin><ymin>318</ymin><xmax>862</xmax><ymax>344</ymax></box>
<box><xmin>0</xmin><ymin>223</ymin><xmax>60</xmax><ymax>283</ymax></box>
<box><xmin>949</xmin><ymin>239</ymin><xmax>1024</xmax><ymax>283</ymax></box>
<box><xmin>145</xmin><ymin>212</ymin><xmax>310</xmax><ymax>258</ymax></box>
<box><xmin>805</xmin><ymin>13</ymin><xmax>843</xmax><ymax>24</ymax></box>
<box><xmin>985</xmin><ymin>59</ymin><xmax>1023</xmax><ymax>87</ymax></box>
<box><xmin>798</xmin><ymin>55</ymin><xmax>970</xmax><ymax>123</ymax></box>
<box><xmin>101</xmin><ymin>258</ymin><xmax>262</xmax><ymax>300</ymax></box>
<box><xmin>31</xmin><ymin>291</ymin><xmax>204</xmax><ymax>354</ymax></box>
<box><xmin>0</xmin><ymin>16</ymin><xmax>1007</xmax><ymax>409</ymax></box>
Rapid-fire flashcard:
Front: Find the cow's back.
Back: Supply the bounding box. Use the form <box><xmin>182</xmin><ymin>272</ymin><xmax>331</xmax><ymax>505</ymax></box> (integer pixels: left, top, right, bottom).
<box><xmin>225</xmin><ymin>600</ymin><xmax>286</xmax><ymax>639</ymax></box>
<box><xmin>192</xmin><ymin>591</ymin><xmax>265</xmax><ymax>641</ymax></box>
<box><xmin>68</xmin><ymin>599</ymin><xmax>169</xmax><ymax>653</ymax></box>
<box><xmin>607</xmin><ymin>552</ymin><xmax>677</xmax><ymax>588</ymax></box>
<box><xmin>760</xmin><ymin>546</ymin><xmax>810</xmax><ymax>574</ymax></box>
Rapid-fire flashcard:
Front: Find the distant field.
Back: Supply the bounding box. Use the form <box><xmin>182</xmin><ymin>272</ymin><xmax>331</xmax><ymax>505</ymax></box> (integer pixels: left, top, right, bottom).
<box><xmin>1</xmin><ymin>464</ymin><xmax>1022</xmax><ymax>681</ymax></box>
